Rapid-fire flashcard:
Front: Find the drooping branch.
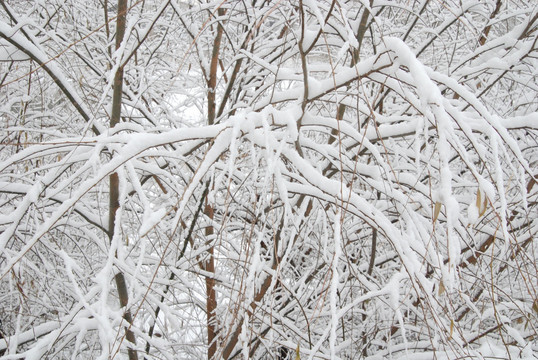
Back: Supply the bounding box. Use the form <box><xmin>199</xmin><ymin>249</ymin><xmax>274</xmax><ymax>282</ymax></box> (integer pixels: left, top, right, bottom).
<box><xmin>0</xmin><ymin>22</ymin><xmax>101</xmax><ymax>135</ymax></box>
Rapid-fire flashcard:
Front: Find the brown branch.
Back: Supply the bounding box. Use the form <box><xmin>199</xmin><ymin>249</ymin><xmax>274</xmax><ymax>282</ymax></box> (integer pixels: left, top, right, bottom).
<box><xmin>108</xmin><ymin>0</ymin><xmax>138</xmax><ymax>359</ymax></box>
<box><xmin>202</xmin><ymin>200</ymin><xmax>218</xmax><ymax>360</ymax></box>
<box><xmin>208</xmin><ymin>8</ymin><xmax>226</xmax><ymax>125</ymax></box>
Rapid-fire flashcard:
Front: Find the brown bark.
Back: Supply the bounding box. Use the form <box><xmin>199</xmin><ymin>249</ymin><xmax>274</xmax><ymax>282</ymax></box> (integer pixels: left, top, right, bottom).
<box><xmin>207</xmin><ymin>8</ymin><xmax>225</xmax><ymax>125</ymax></box>
<box><xmin>478</xmin><ymin>0</ymin><xmax>502</xmax><ymax>47</ymax></box>
<box><xmin>204</xmin><ymin>9</ymin><xmax>224</xmax><ymax>357</ymax></box>
<box><xmin>108</xmin><ymin>0</ymin><xmax>138</xmax><ymax>359</ymax></box>
<box><xmin>203</xmin><ymin>203</ymin><xmax>217</xmax><ymax>360</ymax></box>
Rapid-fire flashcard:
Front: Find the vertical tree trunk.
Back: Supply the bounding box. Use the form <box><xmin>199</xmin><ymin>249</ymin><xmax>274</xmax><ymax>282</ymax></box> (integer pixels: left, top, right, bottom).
<box><xmin>207</xmin><ymin>8</ymin><xmax>225</xmax><ymax>126</ymax></box>
<box><xmin>204</xmin><ymin>9</ymin><xmax>224</xmax><ymax>359</ymax></box>
<box><xmin>203</xmin><ymin>202</ymin><xmax>217</xmax><ymax>360</ymax></box>
<box><xmin>108</xmin><ymin>0</ymin><xmax>138</xmax><ymax>359</ymax></box>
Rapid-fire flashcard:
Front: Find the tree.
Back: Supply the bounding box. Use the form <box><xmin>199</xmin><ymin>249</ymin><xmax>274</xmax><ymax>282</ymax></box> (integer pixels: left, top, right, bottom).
<box><xmin>0</xmin><ymin>0</ymin><xmax>536</xmax><ymax>359</ymax></box>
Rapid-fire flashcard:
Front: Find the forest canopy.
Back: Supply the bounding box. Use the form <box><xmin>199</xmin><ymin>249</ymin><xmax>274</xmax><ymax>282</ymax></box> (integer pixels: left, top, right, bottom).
<box><xmin>0</xmin><ymin>0</ymin><xmax>537</xmax><ymax>359</ymax></box>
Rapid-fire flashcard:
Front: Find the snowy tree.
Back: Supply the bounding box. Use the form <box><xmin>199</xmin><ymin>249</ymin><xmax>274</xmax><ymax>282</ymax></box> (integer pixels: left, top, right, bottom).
<box><xmin>0</xmin><ymin>0</ymin><xmax>536</xmax><ymax>359</ymax></box>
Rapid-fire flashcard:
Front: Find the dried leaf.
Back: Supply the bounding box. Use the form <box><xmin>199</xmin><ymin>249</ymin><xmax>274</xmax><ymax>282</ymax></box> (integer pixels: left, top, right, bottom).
<box><xmin>476</xmin><ymin>188</ymin><xmax>481</xmax><ymax>209</ymax></box>
<box><xmin>295</xmin><ymin>343</ymin><xmax>300</xmax><ymax>360</ymax></box>
<box><xmin>433</xmin><ymin>202</ymin><xmax>442</xmax><ymax>223</ymax></box>
<box><xmin>438</xmin><ymin>280</ymin><xmax>445</xmax><ymax>295</ymax></box>
<box><xmin>449</xmin><ymin>319</ymin><xmax>454</xmax><ymax>339</ymax></box>
<box><xmin>479</xmin><ymin>195</ymin><xmax>488</xmax><ymax>217</ymax></box>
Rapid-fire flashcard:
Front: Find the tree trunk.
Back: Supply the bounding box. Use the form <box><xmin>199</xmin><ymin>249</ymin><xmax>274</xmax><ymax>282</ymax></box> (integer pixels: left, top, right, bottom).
<box><xmin>108</xmin><ymin>0</ymin><xmax>138</xmax><ymax>359</ymax></box>
<box><xmin>203</xmin><ymin>202</ymin><xmax>217</xmax><ymax>360</ymax></box>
